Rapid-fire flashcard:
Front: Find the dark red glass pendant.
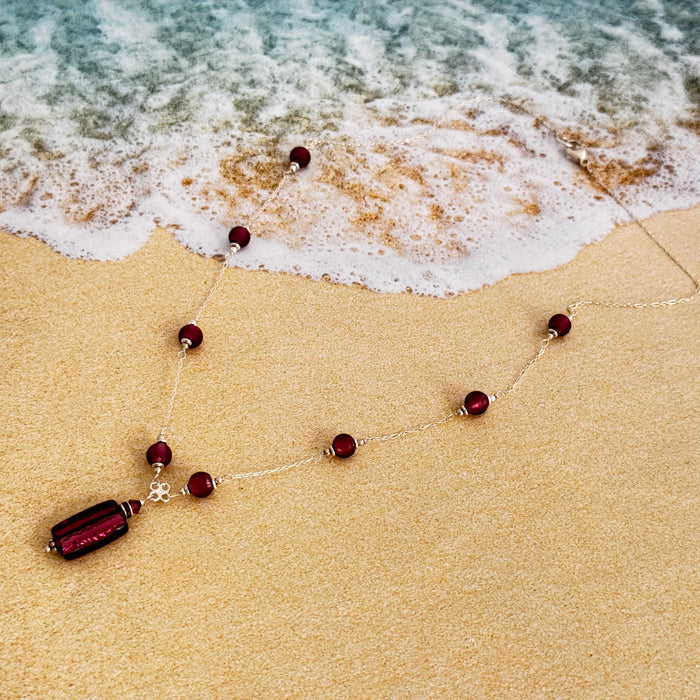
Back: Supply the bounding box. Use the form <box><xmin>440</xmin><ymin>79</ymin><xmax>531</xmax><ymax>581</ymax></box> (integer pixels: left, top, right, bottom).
<box><xmin>48</xmin><ymin>499</ymin><xmax>142</xmax><ymax>560</ymax></box>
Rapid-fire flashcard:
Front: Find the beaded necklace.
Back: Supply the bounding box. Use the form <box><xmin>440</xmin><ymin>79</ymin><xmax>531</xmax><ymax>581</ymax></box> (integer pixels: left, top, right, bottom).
<box><xmin>45</xmin><ymin>97</ymin><xmax>699</xmax><ymax>560</ymax></box>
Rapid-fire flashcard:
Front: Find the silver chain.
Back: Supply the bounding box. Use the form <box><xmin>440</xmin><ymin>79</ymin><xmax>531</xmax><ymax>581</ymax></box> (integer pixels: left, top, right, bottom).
<box><xmin>143</xmin><ymin>96</ymin><xmax>698</xmax><ymax>505</ymax></box>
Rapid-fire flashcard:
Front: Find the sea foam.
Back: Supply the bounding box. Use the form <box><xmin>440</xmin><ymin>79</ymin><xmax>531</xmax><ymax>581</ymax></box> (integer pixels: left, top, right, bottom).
<box><xmin>0</xmin><ymin>0</ymin><xmax>698</xmax><ymax>296</ymax></box>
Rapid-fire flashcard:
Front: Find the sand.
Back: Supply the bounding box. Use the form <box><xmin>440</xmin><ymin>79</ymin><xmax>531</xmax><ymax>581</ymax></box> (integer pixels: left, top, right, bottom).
<box><xmin>1</xmin><ymin>206</ymin><xmax>698</xmax><ymax>698</ymax></box>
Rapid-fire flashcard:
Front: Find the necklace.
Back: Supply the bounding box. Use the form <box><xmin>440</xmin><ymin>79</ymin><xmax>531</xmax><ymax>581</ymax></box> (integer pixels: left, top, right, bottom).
<box><xmin>45</xmin><ymin>97</ymin><xmax>699</xmax><ymax>560</ymax></box>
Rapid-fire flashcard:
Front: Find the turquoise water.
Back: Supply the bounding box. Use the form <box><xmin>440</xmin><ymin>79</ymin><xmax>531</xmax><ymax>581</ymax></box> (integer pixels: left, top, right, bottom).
<box><xmin>1</xmin><ymin>0</ymin><xmax>698</xmax><ymax>294</ymax></box>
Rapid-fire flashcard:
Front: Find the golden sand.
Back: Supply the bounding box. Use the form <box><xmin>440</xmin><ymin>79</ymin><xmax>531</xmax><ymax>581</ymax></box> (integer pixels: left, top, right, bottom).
<box><xmin>0</xmin><ymin>207</ymin><xmax>698</xmax><ymax>697</ymax></box>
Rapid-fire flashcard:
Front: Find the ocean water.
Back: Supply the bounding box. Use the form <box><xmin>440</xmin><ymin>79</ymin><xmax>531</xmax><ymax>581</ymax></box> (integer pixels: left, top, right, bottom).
<box><xmin>1</xmin><ymin>0</ymin><xmax>698</xmax><ymax>296</ymax></box>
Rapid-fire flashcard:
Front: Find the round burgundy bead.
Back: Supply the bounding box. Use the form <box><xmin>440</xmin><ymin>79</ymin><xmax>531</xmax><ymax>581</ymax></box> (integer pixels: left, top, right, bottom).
<box><xmin>548</xmin><ymin>313</ymin><xmax>572</xmax><ymax>337</ymax></box>
<box><xmin>178</xmin><ymin>323</ymin><xmax>203</xmax><ymax>348</ymax></box>
<box><xmin>332</xmin><ymin>433</ymin><xmax>357</xmax><ymax>459</ymax></box>
<box><xmin>147</xmin><ymin>441</ymin><xmax>172</xmax><ymax>467</ymax></box>
<box><xmin>464</xmin><ymin>391</ymin><xmax>490</xmax><ymax>416</ymax></box>
<box><xmin>290</xmin><ymin>146</ymin><xmax>311</xmax><ymax>168</ymax></box>
<box><xmin>188</xmin><ymin>471</ymin><xmax>215</xmax><ymax>498</ymax></box>
<box><xmin>228</xmin><ymin>225</ymin><xmax>251</xmax><ymax>248</ymax></box>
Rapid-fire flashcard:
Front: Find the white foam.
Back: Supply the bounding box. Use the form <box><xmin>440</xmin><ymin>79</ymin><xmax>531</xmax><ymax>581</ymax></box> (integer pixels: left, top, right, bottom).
<box><xmin>0</xmin><ymin>0</ymin><xmax>698</xmax><ymax>296</ymax></box>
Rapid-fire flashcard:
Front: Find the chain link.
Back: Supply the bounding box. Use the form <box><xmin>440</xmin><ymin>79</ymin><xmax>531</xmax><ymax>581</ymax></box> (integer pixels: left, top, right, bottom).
<box><xmin>495</xmin><ymin>336</ymin><xmax>553</xmax><ymax>401</ymax></box>
<box><xmin>502</xmin><ymin>100</ymin><xmax>699</xmax><ymax>312</ymax></box>
<box><xmin>358</xmin><ymin>412</ymin><xmax>458</xmax><ymax>445</ymax></box>
<box><xmin>219</xmin><ymin>454</ymin><xmax>326</xmax><ymax>482</ymax></box>
<box><xmin>158</xmin><ymin>345</ymin><xmax>188</xmax><ymax>442</ymax></box>
<box><xmin>566</xmin><ymin>163</ymin><xmax>699</xmax><ymax>313</ymax></box>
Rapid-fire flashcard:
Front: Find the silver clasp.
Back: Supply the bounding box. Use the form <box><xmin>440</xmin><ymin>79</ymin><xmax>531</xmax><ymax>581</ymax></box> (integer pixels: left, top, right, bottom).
<box><xmin>558</xmin><ymin>136</ymin><xmax>589</xmax><ymax>166</ymax></box>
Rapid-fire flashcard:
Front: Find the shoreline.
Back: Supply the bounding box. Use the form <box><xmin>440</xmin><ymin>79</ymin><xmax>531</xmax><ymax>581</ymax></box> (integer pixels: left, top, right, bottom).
<box><xmin>7</xmin><ymin>199</ymin><xmax>700</xmax><ymax>300</ymax></box>
<box><xmin>1</xmin><ymin>204</ymin><xmax>699</xmax><ymax>697</ymax></box>
<box><xmin>6</xmin><ymin>99</ymin><xmax>700</xmax><ymax>298</ymax></box>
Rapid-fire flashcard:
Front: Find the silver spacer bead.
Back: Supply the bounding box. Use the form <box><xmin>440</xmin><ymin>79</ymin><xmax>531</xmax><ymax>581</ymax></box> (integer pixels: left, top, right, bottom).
<box><xmin>45</xmin><ymin>540</ymin><xmax>56</xmax><ymax>553</ymax></box>
<box><xmin>179</xmin><ymin>486</ymin><xmax>190</xmax><ymax>496</ymax></box>
<box><xmin>323</xmin><ymin>447</ymin><xmax>336</xmax><ymax>457</ymax></box>
<box><xmin>214</xmin><ymin>476</ymin><xmax>224</xmax><ymax>486</ymax></box>
<box><xmin>180</xmin><ymin>338</ymin><xmax>192</xmax><ymax>348</ymax></box>
<box><xmin>488</xmin><ymin>394</ymin><xmax>497</xmax><ymax>404</ymax></box>
<box><xmin>229</xmin><ymin>242</ymin><xmax>241</xmax><ymax>253</ymax></box>
<box><xmin>547</xmin><ymin>329</ymin><xmax>558</xmax><ymax>339</ymax></box>
<box><xmin>456</xmin><ymin>406</ymin><xmax>468</xmax><ymax>416</ymax></box>
<box><xmin>289</xmin><ymin>162</ymin><xmax>300</xmax><ymax>173</ymax></box>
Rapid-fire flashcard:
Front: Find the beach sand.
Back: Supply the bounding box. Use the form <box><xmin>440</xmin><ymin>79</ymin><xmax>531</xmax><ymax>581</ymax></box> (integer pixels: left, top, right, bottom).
<box><xmin>1</xmin><ymin>207</ymin><xmax>698</xmax><ymax>697</ymax></box>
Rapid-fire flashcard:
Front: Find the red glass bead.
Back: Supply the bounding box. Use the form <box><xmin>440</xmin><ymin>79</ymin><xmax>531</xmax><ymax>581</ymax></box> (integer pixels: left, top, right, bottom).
<box><xmin>188</xmin><ymin>471</ymin><xmax>215</xmax><ymax>498</ymax></box>
<box><xmin>50</xmin><ymin>499</ymin><xmax>136</xmax><ymax>560</ymax></box>
<box><xmin>332</xmin><ymin>433</ymin><xmax>357</xmax><ymax>458</ymax></box>
<box><xmin>290</xmin><ymin>146</ymin><xmax>311</xmax><ymax>168</ymax></box>
<box><xmin>464</xmin><ymin>391</ymin><xmax>489</xmax><ymax>415</ymax></box>
<box><xmin>548</xmin><ymin>313</ymin><xmax>572</xmax><ymax>337</ymax></box>
<box><xmin>147</xmin><ymin>441</ymin><xmax>172</xmax><ymax>467</ymax></box>
<box><xmin>228</xmin><ymin>226</ymin><xmax>251</xmax><ymax>248</ymax></box>
<box><xmin>124</xmin><ymin>499</ymin><xmax>142</xmax><ymax>516</ymax></box>
<box><xmin>179</xmin><ymin>323</ymin><xmax>203</xmax><ymax>348</ymax></box>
